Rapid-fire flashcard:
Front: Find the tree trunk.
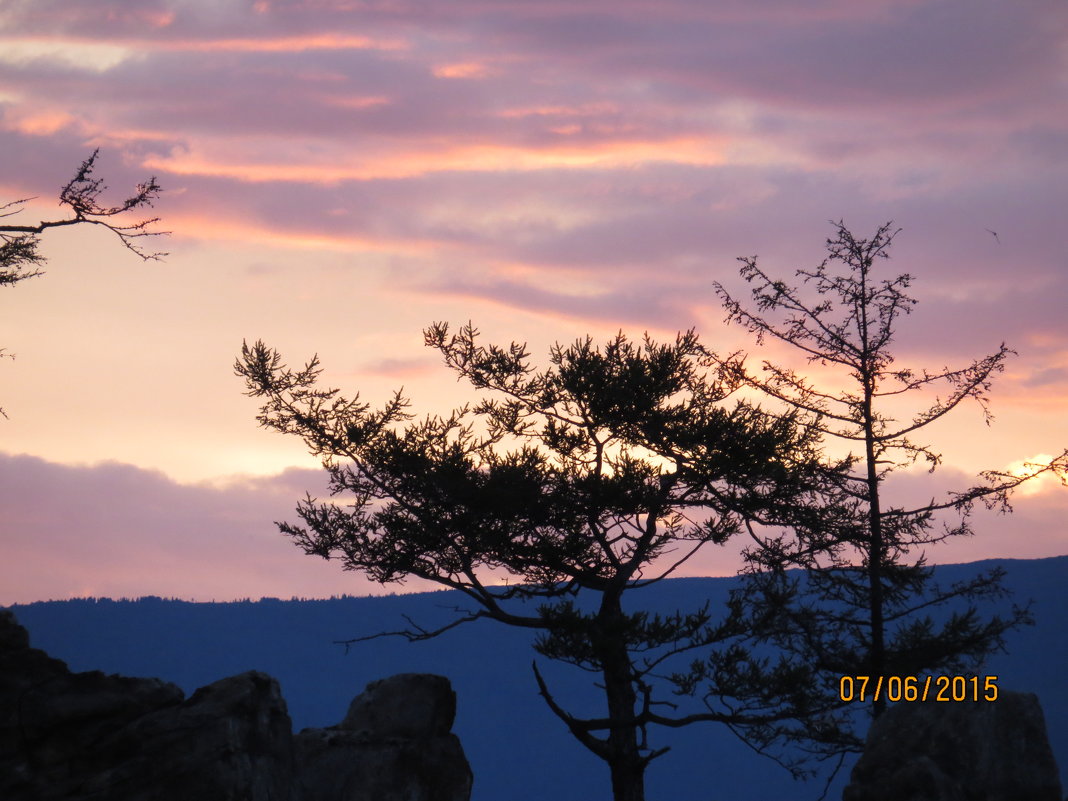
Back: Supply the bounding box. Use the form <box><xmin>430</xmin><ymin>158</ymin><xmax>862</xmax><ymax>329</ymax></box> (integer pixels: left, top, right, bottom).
<box><xmin>597</xmin><ymin>593</ymin><xmax>646</xmax><ymax>801</ymax></box>
<box><xmin>862</xmin><ymin>382</ymin><xmax>887</xmax><ymax>718</ymax></box>
<box><xmin>607</xmin><ymin>751</ymin><xmax>646</xmax><ymax>801</ymax></box>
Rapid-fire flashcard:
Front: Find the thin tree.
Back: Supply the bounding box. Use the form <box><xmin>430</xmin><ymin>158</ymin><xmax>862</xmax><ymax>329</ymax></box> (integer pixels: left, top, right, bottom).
<box><xmin>711</xmin><ymin>221</ymin><xmax>1066</xmax><ymax>720</ymax></box>
<box><xmin>236</xmin><ymin>325</ymin><xmax>852</xmax><ymax>801</ymax></box>
<box><xmin>1</xmin><ymin>149</ymin><xmax>165</xmax><ymax>416</ymax></box>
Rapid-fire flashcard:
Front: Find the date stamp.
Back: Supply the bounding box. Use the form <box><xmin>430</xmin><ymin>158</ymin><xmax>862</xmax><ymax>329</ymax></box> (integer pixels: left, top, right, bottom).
<box><xmin>838</xmin><ymin>675</ymin><xmax>999</xmax><ymax>703</ymax></box>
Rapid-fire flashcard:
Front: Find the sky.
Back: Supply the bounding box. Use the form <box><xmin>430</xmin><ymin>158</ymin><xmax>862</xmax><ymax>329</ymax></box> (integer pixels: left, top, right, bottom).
<box><xmin>0</xmin><ymin>0</ymin><xmax>1066</xmax><ymax>604</ymax></box>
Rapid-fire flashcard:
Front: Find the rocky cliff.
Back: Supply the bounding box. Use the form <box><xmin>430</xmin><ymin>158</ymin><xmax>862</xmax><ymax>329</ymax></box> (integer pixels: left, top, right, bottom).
<box><xmin>843</xmin><ymin>688</ymin><xmax>1062</xmax><ymax>801</ymax></box>
<box><xmin>0</xmin><ymin>608</ymin><xmax>472</xmax><ymax>801</ymax></box>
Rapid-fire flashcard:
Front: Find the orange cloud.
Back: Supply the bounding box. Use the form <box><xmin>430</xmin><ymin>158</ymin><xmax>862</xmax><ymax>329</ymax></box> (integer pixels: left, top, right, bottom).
<box><xmin>432</xmin><ymin>61</ymin><xmax>491</xmax><ymax>79</ymax></box>
<box><xmin>1002</xmin><ymin>454</ymin><xmax>1068</xmax><ymax>498</ymax></box>
<box><xmin>143</xmin><ymin>136</ymin><xmax>727</xmax><ymax>183</ymax></box>
<box><xmin>161</xmin><ymin>211</ymin><xmax>441</xmax><ymax>257</ymax></box>
<box><xmin>496</xmin><ymin>102</ymin><xmax>621</xmax><ymax>119</ymax></box>
<box><xmin>323</xmin><ymin>95</ymin><xmax>392</xmax><ymax>110</ymax></box>
<box><xmin>164</xmin><ymin>33</ymin><xmax>408</xmax><ymax>53</ymax></box>
<box><xmin>2</xmin><ymin>110</ymin><xmax>78</xmax><ymax>136</ymax></box>
<box><xmin>1</xmin><ymin>32</ymin><xmax>406</xmax><ymax>59</ymax></box>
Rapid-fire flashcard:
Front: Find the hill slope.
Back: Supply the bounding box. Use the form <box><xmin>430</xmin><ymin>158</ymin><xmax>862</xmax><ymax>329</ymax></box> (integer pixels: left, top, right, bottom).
<box><xmin>10</xmin><ymin>556</ymin><xmax>1067</xmax><ymax>801</ymax></box>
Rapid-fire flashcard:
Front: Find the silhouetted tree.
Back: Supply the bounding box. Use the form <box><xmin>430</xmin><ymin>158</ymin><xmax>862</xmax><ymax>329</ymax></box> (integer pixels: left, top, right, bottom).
<box><xmin>1</xmin><ymin>149</ymin><xmax>165</xmax><ymax>416</ymax></box>
<box><xmin>711</xmin><ymin>221</ymin><xmax>1066</xmax><ymax>723</ymax></box>
<box><xmin>236</xmin><ymin>325</ymin><xmax>853</xmax><ymax>801</ymax></box>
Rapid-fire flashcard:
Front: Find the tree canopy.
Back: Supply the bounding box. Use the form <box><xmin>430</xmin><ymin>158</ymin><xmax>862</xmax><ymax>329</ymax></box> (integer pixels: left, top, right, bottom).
<box><xmin>236</xmin><ymin>324</ymin><xmax>851</xmax><ymax>801</ymax></box>
<box><xmin>236</xmin><ymin>222</ymin><xmax>1066</xmax><ymax>799</ymax></box>
<box><xmin>711</xmin><ymin>221</ymin><xmax>1066</xmax><ymax>720</ymax></box>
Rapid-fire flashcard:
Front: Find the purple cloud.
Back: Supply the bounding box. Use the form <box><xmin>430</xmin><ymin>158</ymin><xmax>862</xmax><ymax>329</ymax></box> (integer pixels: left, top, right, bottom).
<box><xmin>1</xmin><ymin>0</ymin><xmax>1065</xmax><ymax>607</ymax></box>
<box><xmin>0</xmin><ymin>453</ymin><xmax>442</xmax><ymax>604</ymax></box>
<box><xmin>4</xmin><ymin>451</ymin><xmax>1062</xmax><ymax>606</ymax></box>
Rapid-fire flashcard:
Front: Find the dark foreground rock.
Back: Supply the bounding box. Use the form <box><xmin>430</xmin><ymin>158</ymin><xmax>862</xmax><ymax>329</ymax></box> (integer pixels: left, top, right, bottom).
<box><xmin>0</xmin><ymin>608</ymin><xmax>472</xmax><ymax>801</ymax></box>
<box><xmin>843</xmin><ymin>689</ymin><xmax>1062</xmax><ymax>801</ymax></box>
<box><xmin>296</xmin><ymin>674</ymin><xmax>472</xmax><ymax>801</ymax></box>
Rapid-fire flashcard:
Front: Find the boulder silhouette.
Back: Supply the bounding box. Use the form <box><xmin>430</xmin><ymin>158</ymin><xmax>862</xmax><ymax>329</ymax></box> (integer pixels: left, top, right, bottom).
<box><xmin>0</xmin><ymin>608</ymin><xmax>472</xmax><ymax>801</ymax></box>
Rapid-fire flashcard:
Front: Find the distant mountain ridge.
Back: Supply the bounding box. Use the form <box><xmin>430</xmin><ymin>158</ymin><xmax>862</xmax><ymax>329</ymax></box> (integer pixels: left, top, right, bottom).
<box><xmin>10</xmin><ymin>556</ymin><xmax>1067</xmax><ymax>801</ymax></box>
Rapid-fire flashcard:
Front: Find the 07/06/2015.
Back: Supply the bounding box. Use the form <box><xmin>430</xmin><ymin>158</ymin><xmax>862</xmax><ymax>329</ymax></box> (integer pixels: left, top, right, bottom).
<box><xmin>838</xmin><ymin>675</ymin><xmax>999</xmax><ymax>703</ymax></box>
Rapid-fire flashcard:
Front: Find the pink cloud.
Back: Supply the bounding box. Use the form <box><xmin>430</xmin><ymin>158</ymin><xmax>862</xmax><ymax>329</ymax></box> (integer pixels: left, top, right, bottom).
<box><xmin>0</xmin><ymin>0</ymin><xmax>1064</xmax><ymax>608</ymax></box>
<box><xmin>356</xmin><ymin>356</ymin><xmax>440</xmax><ymax>378</ymax></box>
<box><xmin>0</xmin><ymin>453</ymin><xmax>442</xmax><ymax>604</ymax></box>
<box><xmin>4</xmin><ymin>452</ymin><xmax>1062</xmax><ymax>606</ymax></box>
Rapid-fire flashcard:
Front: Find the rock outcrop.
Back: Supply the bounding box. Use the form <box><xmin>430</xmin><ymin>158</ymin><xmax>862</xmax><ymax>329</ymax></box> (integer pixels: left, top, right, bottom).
<box><xmin>295</xmin><ymin>674</ymin><xmax>473</xmax><ymax>801</ymax></box>
<box><xmin>0</xmin><ymin>608</ymin><xmax>472</xmax><ymax>801</ymax></box>
<box><xmin>843</xmin><ymin>690</ymin><xmax>1062</xmax><ymax>801</ymax></box>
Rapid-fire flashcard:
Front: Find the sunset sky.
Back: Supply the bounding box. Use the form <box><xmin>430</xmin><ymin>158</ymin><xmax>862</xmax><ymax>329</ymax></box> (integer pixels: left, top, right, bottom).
<box><xmin>1</xmin><ymin>0</ymin><xmax>1066</xmax><ymax>604</ymax></box>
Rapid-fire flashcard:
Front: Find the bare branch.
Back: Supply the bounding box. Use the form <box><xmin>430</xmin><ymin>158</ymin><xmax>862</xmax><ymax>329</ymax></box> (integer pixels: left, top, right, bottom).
<box><xmin>0</xmin><ymin>150</ymin><xmax>168</xmax><ymax>263</ymax></box>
